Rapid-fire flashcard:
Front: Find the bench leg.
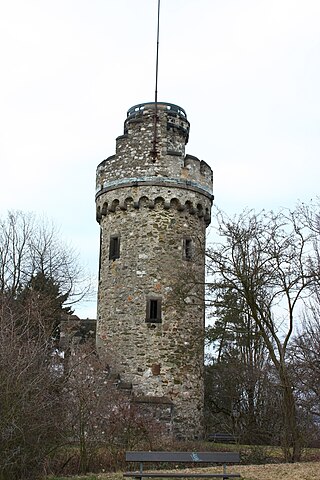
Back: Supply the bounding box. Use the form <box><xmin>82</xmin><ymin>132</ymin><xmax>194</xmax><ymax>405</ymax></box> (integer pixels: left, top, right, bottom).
<box><xmin>223</xmin><ymin>463</ymin><xmax>227</xmax><ymax>480</ymax></box>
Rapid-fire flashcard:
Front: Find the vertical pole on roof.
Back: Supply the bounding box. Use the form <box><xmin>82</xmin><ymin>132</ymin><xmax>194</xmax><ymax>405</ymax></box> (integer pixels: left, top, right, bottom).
<box><xmin>151</xmin><ymin>0</ymin><xmax>161</xmax><ymax>160</ymax></box>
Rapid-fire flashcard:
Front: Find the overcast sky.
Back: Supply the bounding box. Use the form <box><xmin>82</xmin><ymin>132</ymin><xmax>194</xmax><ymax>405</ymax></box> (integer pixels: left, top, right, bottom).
<box><xmin>1</xmin><ymin>0</ymin><xmax>320</xmax><ymax>318</ymax></box>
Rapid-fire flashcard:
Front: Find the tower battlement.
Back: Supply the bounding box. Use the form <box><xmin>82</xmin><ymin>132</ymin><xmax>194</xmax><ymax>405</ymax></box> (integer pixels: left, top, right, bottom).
<box><xmin>95</xmin><ymin>102</ymin><xmax>213</xmax><ymax>439</ymax></box>
<box><xmin>96</xmin><ymin>102</ymin><xmax>213</xmax><ymax>203</ymax></box>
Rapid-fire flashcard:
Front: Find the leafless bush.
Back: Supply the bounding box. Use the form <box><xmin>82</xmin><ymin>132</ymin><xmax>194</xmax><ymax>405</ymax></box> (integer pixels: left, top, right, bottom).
<box><xmin>58</xmin><ymin>344</ymin><xmax>166</xmax><ymax>475</ymax></box>
<box><xmin>0</xmin><ymin>295</ymin><xmax>66</xmax><ymax>480</ymax></box>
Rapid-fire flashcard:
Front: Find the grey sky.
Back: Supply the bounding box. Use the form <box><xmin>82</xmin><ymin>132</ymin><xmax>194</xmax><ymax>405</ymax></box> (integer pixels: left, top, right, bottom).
<box><xmin>1</xmin><ymin>0</ymin><xmax>320</xmax><ymax>318</ymax></box>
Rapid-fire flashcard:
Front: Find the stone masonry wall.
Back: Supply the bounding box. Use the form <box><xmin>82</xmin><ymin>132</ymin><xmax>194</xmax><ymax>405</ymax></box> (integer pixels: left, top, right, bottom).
<box><xmin>95</xmin><ymin>102</ymin><xmax>213</xmax><ymax>439</ymax></box>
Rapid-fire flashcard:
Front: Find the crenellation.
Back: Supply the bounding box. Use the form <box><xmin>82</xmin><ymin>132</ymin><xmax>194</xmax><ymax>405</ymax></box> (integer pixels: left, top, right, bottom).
<box><xmin>184</xmin><ymin>154</ymin><xmax>201</xmax><ymax>170</ymax></box>
<box><xmin>96</xmin><ymin>191</ymin><xmax>211</xmax><ymax>225</ymax></box>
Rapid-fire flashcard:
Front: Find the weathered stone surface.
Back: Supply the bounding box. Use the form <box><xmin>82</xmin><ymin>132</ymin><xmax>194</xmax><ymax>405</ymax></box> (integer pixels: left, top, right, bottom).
<box><xmin>95</xmin><ymin>102</ymin><xmax>213</xmax><ymax>439</ymax></box>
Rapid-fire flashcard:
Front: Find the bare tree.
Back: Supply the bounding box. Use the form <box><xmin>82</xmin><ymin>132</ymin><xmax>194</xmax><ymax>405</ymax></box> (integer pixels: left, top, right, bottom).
<box><xmin>206</xmin><ymin>207</ymin><xmax>317</xmax><ymax>461</ymax></box>
<box><xmin>0</xmin><ymin>210</ymin><xmax>90</xmax><ymax>305</ymax></box>
<box><xmin>64</xmin><ymin>345</ymin><xmax>164</xmax><ymax>474</ymax></box>
<box><xmin>290</xmin><ymin>304</ymin><xmax>320</xmax><ymax>425</ymax></box>
<box><xmin>0</xmin><ymin>211</ymin><xmax>93</xmax><ymax>478</ymax></box>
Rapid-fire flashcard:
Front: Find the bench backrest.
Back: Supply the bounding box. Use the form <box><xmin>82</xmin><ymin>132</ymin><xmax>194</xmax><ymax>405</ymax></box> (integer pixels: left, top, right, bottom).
<box><xmin>208</xmin><ymin>433</ymin><xmax>238</xmax><ymax>443</ymax></box>
<box><xmin>126</xmin><ymin>452</ymin><xmax>240</xmax><ymax>464</ymax></box>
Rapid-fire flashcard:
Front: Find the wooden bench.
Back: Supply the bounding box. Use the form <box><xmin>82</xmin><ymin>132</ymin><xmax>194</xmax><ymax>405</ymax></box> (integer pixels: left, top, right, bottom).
<box><xmin>124</xmin><ymin>451</ymin><xmax>241</xmax><ymax>480</ymax></box>
<box><xmin>207</xmin><ymin>434</ymin><xmax>239</xmax><ymax>444</ymax></box>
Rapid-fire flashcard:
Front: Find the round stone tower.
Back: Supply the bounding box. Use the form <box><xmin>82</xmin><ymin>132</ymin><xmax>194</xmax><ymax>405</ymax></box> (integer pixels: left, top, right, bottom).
<box><xmin>95</xmin><ymin>102</ymin><xmax>213</xmax><ymax>439</ymax></box>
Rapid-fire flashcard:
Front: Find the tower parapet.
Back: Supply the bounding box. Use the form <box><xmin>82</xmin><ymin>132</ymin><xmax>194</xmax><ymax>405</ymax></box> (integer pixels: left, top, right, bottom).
<box><xmin>95</xmin><ymin>102</ymin><xmax>213</xmax><ymax>439</ymax></box>
<box><xmin>96</xmin><ymin>102</ymin><xmax>212</xmax><ymax>201</ymax></box>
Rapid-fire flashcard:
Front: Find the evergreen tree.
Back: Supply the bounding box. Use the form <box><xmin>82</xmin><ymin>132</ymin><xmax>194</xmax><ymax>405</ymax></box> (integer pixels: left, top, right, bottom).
<box><xmin>205</xmin><ymin>288</ymin><xmax>279</xmax><ymax>444</ymax></box>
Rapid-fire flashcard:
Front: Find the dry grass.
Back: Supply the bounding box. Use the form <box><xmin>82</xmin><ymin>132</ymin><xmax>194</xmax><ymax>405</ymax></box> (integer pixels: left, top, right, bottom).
<box><xmin>49</xmin><ymin>462</ymin><xmax>320</xmax><ymax>480</ymax></box>
<box><xmin>231</xmin><ymin>462</ymin><xmax>320</xmax><ymax>479</ymax></box>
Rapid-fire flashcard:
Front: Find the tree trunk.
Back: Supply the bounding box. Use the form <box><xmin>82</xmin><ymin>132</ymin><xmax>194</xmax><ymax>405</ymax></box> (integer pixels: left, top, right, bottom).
<box><xmin>79</xmin><ymin>405</ymin><xmax>88</xmax><ymax>474</ymax></box>
<box><xmin>279</xmin><ymin>365</ymin><xmax>302</xmax><ymax>462</ymax></box>
<box><xmin>247</xmin><ymin>386</ymin><xmax>257</xmax><ymax>444</ymax></box>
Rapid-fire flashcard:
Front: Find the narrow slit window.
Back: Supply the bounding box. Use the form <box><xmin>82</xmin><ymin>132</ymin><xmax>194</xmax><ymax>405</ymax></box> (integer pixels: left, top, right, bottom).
<box><xmin>146</xmin><ymin>298</ymin><xmax>162</xmax><ymax>323</ymax></box>
<box><xmin>184</xmin><ymin>237</ymin><xmax>193</xmax><ymax>260</ymax></box>
<box><xmin>150</xmin><ymin>300</ymin><xmax>158</xmax><ymax>320</ymax></box>
<box><xmin>109</xmin><ymin>235</ymin><xmax>120</xmax><ymax>260</ymax></box>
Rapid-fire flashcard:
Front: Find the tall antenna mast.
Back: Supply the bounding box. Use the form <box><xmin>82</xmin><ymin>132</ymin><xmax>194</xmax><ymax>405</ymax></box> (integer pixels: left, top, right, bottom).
<box><xmin>152</xmin><ymin>0</ymin><xmax>161</xmax><ymax>159</ymax></box>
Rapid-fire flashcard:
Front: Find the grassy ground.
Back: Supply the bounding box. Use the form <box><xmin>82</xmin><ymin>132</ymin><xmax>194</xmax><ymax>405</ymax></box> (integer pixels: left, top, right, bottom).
<box><xmin>49</xmin><ymin>461</ymin><xmax>320</xmax><ymax>480</ymax></box>
<box><xmin>47</xmin><ymin>444</ymin><xmax>320</xmax><ymax>480</ymax></box>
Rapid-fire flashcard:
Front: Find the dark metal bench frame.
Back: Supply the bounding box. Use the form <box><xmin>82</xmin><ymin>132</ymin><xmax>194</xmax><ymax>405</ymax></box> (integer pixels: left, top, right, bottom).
<box><xmin>124</xmin><ymin>451</ymin><xmax>241</xmax><ymax>480</ymax></box>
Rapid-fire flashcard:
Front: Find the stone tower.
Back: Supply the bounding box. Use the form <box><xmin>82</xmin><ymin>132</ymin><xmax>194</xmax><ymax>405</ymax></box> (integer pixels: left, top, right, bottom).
<box><xmin>95</xmin><ymin>102</ymin><xmax>213</xmax><ymax>439</ymax></box>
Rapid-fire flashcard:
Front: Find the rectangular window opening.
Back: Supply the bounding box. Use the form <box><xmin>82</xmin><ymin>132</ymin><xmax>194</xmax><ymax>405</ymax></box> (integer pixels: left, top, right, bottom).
<box><xmin>109</xmin><ymin>235</ymin><xmax>120</xmax><ymax>260</ymax></box>
<box><xmin>184</xmin><ymin>237</ymin><xmax>193</xmax><ymax>261</ymax></box>
<box><xmin>146</xmin><ymin>298</ymin><xmax>162</xmax><ymax>323</ymax></box>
